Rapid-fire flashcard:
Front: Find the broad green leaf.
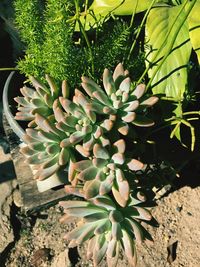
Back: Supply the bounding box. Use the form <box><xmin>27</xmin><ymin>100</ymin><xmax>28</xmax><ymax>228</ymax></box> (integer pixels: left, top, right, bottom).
<box><xmin>88</xmin><ymin>0</ymin><xmax>154</xmax><ymax>15</ymax></box>
<box><xmin>187</xmin><ymin>0</ymin><xmax>200</xmax><ymax>64</ymax></box>
<box><xmin>78</xmin><ymin>0</ymin><xmax>156</xmax><ymax>30</ymax></box>
<box><xmin>145</xmin><ymin>3</ymin><xmax>192</xmax><ymax>100</ymax></box>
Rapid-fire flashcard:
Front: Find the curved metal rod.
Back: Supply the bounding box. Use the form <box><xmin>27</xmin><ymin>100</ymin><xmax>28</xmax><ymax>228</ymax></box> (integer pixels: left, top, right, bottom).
<box><xmin>3</xmin><ymin>71</ymin><xmax>26</xmax><ymax>141</ymax></box>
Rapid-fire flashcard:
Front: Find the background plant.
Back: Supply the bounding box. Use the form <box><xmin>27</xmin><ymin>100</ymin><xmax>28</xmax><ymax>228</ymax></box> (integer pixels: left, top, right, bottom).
<box><xmin>14</xmin><ymin>0</ymin><xmax>145</xmax><ymax>88</ymax></box>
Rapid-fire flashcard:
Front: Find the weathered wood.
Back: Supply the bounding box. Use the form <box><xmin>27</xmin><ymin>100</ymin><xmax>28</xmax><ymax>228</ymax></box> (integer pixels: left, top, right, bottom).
<box><xmin>3</xmin><ymin>113</ymin><xmax>67</xmax><ymax>212</ymax></box>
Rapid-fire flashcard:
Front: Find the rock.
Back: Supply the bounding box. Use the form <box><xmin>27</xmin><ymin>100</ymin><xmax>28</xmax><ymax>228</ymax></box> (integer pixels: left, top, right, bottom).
<box><xmin>0</xmin><ymin>182</ymin><xmax>14</xmax><ymax>253</ymax></box>
<box><xmin>13</xmin><ymin>189</ymin><xmax>23</xmax><ymax>207</ymax></box>
<box><xmin>30</xmin><ymin>248</ymin><xmax>52</xmax><ymax>267</ymax></box>
<box><xmin>0</xmin><ymin>148</ymin><xmax>16</xmax><ymax>253</ymax></box>
<box><xmin>176</xmin><ymin>206</ymin><xmax>182</xmax><ymax>212</ymax></box>
<box><xmin>51</xmin><ymin>250</ymin><xmax>71</xmax><ymax>267</ymax></box>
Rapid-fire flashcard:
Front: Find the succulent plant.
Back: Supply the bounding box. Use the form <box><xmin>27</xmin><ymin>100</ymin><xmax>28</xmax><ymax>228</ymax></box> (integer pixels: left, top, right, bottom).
<box><xmin>68</xmin><ymin>139</ymin><xmax>144</xmax><ymax>207</ymax></box>
<box><xmin>14</xmin><ymin>63</ymin><xmax>159</xmax><ymax>265</ymax></box>
<box><xmin>15</xmin><ymin>75</ymin><xmax>69</xmax><ymax>127</ymax></box>
<box><xmin>16</xmin><ymin>63</ymin><xmax>158</xmax><ymax>191</ymax></box>
<box><xmin>55</xmin><ymin>88</ymin><xmax>110</xmax><ymax>157</ymax></box>
<box><xmin>81</xmin><ymin>63</ymin><xmax>158</xmax><ymax>135</ymax></box>
<box><xmin>21</xmin><ymin>113</ymin><xmax>71</xmax><ymax>180</ymax></box>
<box><xmin>60</xmin><ymin>192</ymin><xmax>153</xmax><ymax>267</ymax></box>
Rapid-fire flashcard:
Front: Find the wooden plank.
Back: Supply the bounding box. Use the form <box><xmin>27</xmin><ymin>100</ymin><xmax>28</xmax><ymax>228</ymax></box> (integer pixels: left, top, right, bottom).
<box><xmin>3</xmin><ymin>114</ymin><xmax>67</xmax><ymax>212</ymax></box>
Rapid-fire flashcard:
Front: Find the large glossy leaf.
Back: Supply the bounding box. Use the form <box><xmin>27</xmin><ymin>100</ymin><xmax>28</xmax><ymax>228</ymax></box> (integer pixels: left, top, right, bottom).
<box><xmin>145</xmin><ymin>3</ymin><xmax>192</xmax><ymax>100</ymax></box>
<box><xmin>78</xmin><ymin>0</ymin><xmax>155</xmax><ymax>30</ymax></box>
<box><xmin>187</xmin><ymin>0</ymin><xmax>200</xmax><ymax>64</ymax></box>
<box><xmin>88</xmin><ymin>0</ymin><xmax>154</xmax><ymax>15</ymax></box>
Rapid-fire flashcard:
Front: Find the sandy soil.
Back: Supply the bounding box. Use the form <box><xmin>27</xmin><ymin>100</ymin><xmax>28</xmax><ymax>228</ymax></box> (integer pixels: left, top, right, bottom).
<box><xmin>0</xmin><ymin>148</ymin><xmax>200</xmax><ymax>267</ymax></box>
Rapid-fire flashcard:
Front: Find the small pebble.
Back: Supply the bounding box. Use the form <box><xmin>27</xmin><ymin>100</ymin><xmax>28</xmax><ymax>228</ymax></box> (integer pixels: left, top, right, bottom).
<box><xmin>13</xmin><ymin>189</ymin><xmax>23</xmax><ymax>207</ymax></box>
<box><xmin>176</xmin><ymin>206</ymin><xmax>182</xmax><ymax>212</ymax></box>
<box><xmin>187</xmin><ymin>212</ymin><xmax>192</xmax><ymax>216</ymax></box>
<box><xmin>30</xmin><ymin>248</ymin><xmax>52</xmax><ymax>267</ymax></box>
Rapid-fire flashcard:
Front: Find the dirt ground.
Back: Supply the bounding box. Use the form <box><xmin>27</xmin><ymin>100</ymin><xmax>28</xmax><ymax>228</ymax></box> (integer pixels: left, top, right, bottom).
<box><xmin>0</xmin><ymin>147</ymin><xmax>200</xmax><ymax>267</ymax></box>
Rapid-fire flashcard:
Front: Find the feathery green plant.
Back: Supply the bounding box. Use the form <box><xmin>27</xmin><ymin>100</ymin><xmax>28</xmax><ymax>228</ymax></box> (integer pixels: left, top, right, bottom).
<box><xmin>14</xmin><ymin>0</ymin><xmax>45</xmax><ymax>77</ymax></box>
<box><xmin>14</xmin><ymin>0</ymin><xmax>145</xmax><ymax>89</ymax></box>
<box><xmin>42</xmin><ymin>0</ymin><xmax>74</xmax><ymax>81</ymax></box>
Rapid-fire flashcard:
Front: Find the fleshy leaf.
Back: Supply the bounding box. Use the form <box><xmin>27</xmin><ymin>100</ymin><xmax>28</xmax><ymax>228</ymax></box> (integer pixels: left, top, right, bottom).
<box><xmin>84</xmin><ymin>180</ymin><xmax>101</xmax><ymax>199</ymax></box>
<box><xmin>93</xmin><ymin>144</ymin><xmax>110</xmax><ymax>159</ymax></box>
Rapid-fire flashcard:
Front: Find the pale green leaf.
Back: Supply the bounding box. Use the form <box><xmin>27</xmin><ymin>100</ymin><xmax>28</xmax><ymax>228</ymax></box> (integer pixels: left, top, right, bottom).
<box><xmin>187</xmin><ymin>0</ymin><xmax>200</xmax><ymax>64</ymax></box>
<box><xmin>146</xmin><ymin>4</ymin><xmax>192</xmax><ymax>100</ymax></box>
<box><xmin>78</xmin><ymin>0</ymin><xmax>156</xmax><ymax>30</ymax></box>
<box><xmin>89</xmin><ymin>0</ymin><xmax>154</xmax><ymax>15</ymax></box>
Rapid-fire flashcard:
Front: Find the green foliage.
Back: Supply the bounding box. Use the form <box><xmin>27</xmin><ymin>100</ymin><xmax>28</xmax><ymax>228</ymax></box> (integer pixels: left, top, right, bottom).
<box><xmin>187</xmin><ymin>0</ymin><xmax>200</xmax><ymax>63</ymax></box>
<box><xmin>90</xmin><ymin>20</ymin><xmax>146</xmax><ymax>82</ymax></box>
<box><xmin>145</xmin><ymin>3</ymin><xmax>192</xmax><ymax>100</ymax></box>
<box><xmin>144</xmin><ymin>0</ymin><xmax>200</xmax><ymax>149</ymax></box>
<box><xmin>14</xmin><ymin>0</ymin><xmax>45</xmax><ymax>77</ymax></box>
<box><xmin>42</xmin><ymin>0</ymin><xmax>74</xmax><ymax>81</ymax></box>
<box><xmin>92</xmin><ymin>21</ymin><xmax>131</xmax><ymax>78</ymax></box>
<box><xmin>14</xmin><ymin>0</ymin><xmax>77</xmax><ymax>81</ymax></box>
<box><xmin>77</xmin><ymin>0</ymin><xmax>156</xmax><ymax>30</ymax></box>
<box><xmin>14</xmin><ymin>0</ymin><xmax>145</xmax><ymax>90</ymax></box>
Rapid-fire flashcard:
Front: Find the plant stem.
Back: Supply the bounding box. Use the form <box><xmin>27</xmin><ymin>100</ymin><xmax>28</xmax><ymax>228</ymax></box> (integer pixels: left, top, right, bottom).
<box><xmin>127</xmin><ymin>0</ymin><xmax>157</xmax><ymax>61</ymax></box>
<box><xmin>74</xmin><ymin>0</ymin><xmax>94</xmax><ymax>75</ymax></box>
<box><xmin>79</xmin><ymin>21</ymin><xmax>95</xmax><ymax>75</ymax></box>
<box><xmin>83</xmin><ymin>0</ymin><xmax>89</xmax><ymax>29</ymax></box>
<box><xmin>129</xmin><ymin>0</ymin><xmax>138</xmax><ymax>28</ymax></box>
<box><xmin>183</xmin><ymin>111</ymin><xmax>200</xmax><ymax>116</ymax></box>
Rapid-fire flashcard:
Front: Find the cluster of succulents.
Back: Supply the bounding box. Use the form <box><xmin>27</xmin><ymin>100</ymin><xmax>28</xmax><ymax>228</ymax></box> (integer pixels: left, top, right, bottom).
<box><xmin>68</xmin><ymin>140</ymin><xmax>144</xmax><ymax>207</ymax></box>
<box><xmin>15</xmin><ymin>63</ymin><xmax>158</xmax><ymax>266</ymax></box>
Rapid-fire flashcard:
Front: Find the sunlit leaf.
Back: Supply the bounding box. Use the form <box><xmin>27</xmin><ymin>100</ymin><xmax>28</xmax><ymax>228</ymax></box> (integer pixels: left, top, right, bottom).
<box><xmin>78</xmin><ymin>0</ymin><xmax>155</xmax><ymax>30</ymax></box>
<box><xmin>146</xmin><ymin>3</ymin><xmax>192</xmax><ymax>100</ymax></box>
<box><xmin>187</xmin><ymin>0</ymin><xmax>200</xmax><ymax>64</ymax></box>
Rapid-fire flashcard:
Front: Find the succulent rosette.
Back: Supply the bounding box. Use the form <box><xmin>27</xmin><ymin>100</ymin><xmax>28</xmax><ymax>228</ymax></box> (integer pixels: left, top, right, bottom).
<box><xmin>15</xmin><ymin>75</ymin><xmax>69</xmax><ymax>127</ymax></box>
<box><xmin>60</xmin><ymin>193</ymin><xmax>153</xmax><ymax>267</ymax></box>
<box><xmin>68</xmin><ymin>139</ymin><xmax>144</xmax><ymax>207</ymax></box>
<box><xmin>21</xmin><ymin>113</ymin><xmax>71</xmax><ymax>180</ymax></box>
<box><xmin>55</xmin><ymin>88</ymin><xmax>110</xmax><ymax>157</ymax></box>
<box><xmin>81</xmin><ymin>63</ymin><xmax>158</xmax><ymax>135</ymax></box>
